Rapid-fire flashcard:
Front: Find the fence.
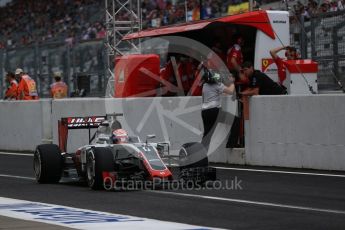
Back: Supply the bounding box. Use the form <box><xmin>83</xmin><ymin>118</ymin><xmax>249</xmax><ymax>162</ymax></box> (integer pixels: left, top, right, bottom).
<box><xmin>0</xmin><ymin>39</ymin><xmax>107</xmax><ymax>98</ymax></box>
<box><xmin>291</xmin><ymin>10</ymin><xmax>345</xmax><ymax>91</ymax></box>
<box><xmin>1</xmin><ymin>10</ymin><xmax>345</xmax><ymax>98</ymax></box>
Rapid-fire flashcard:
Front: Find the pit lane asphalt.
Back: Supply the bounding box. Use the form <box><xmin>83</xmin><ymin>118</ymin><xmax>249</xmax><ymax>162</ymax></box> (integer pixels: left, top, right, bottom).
<box><xmin>1</xmin><ymin>152</ymin><xmax>345</xmax><ymax>230</ymax></box>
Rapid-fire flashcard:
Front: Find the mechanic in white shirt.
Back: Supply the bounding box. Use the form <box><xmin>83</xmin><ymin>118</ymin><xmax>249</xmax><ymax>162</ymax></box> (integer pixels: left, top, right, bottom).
<box><xmin>201</xmin><ymin>68</ymin><xmax>235</xmax><ymax>149</ymax></box>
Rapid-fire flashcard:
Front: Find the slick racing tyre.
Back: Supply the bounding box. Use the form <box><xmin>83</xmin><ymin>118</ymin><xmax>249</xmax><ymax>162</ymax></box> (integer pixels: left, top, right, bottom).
<box><xmin>34</xmin><ymin>144</ymin><xmax>63</xmax><ymax>183</ymax></box>
<box><xmin>86</xmin><ymin>147</ymin><xmax>114</xmax><ymax>190</ymax></box>
<box><xmin>179</xmin><ymin>142</ymin><xmax>209</xmax><ymax>170</ymax></box>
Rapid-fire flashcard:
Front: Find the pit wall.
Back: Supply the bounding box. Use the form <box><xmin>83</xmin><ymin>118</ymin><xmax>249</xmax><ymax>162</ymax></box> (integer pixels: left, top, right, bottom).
<box><xmin>0</xmin><ymin>100</ymin><xmax>52</xmax><ymax>151</ymax></box>
<box><xmin>0</xmin><ymin>95</ymin><xmax>344</xmax><ymax>171</ymax></box>
<box><xmin>0</xmin><ymin>96</ymin><xmax>237</xmax><ymax>164</ymax></box>
<box><xmin>245</xmin><ymin>94</ymin><xmax>345</xmax><ymax>171</ymax></box>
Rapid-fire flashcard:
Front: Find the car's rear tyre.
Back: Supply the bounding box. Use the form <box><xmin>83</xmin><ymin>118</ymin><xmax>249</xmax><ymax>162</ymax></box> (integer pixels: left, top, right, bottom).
<box><xmin>86</xmin><ymin>147</ymin><xmax>114</xmax><ymax>190</ymax></box>
<box><xmin>33</xmin><ymin>144</ymin><xmax>63</xmax><ymax>183</ymax></box>
<box><xmin>179</xmin><ymin>142</ymin><xmax>209</xmax><ymax>169</ymax></box>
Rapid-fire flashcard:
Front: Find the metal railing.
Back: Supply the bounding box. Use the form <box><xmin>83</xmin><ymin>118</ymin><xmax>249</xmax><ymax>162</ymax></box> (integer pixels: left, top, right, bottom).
<box><xmin>0</xmin><ymin>39</ymin><xmax>107</xmax><ymax>98</ymax></box>
<box><xmin>291</xmin><ymin>10</ymin><xmax>345</xmax><ymax>91</ymax></box>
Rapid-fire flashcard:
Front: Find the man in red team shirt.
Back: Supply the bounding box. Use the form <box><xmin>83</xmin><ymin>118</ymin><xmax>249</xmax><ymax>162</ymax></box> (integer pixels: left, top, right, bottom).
<box><xmin>270</xmin><ymin>46</ymin><xmax>299</xmax><ymax>85</ymax></box>
<box><xmin>226</xmin><ymin>34</ymin><xmax>244</xmax><ymax>81</ymax></box>
<box><xmin>226</xmin><ymin>34</ymin><xmax>247</xmax><ymax>148</ymax></box>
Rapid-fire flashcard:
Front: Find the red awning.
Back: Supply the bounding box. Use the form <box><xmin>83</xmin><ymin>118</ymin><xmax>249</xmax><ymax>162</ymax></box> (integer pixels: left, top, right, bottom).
<box><xmin>123</xmin><ymin>10</ymin><xmax>275</xmax><ymax>40</ymax></box>
<box><xmin>284</xmin><ymin>60</ymin><xmax>318</xmax><ymax>73</ymax></box>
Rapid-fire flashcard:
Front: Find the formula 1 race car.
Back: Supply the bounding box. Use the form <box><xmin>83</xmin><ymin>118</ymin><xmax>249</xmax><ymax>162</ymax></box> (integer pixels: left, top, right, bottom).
<box><xmin>33</xmin><ymin>113</ymin><xmax>216</xmax><ymax>190</ymax></box>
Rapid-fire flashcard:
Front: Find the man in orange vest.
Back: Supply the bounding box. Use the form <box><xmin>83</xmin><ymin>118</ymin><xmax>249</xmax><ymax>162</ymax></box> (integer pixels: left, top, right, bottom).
<box><xmin>4</xmin><ymin>72</ymin><xmax>18</xmax><ymax>100</ymax></box>
<box><xmin>15</xmin><ymin>68</ymin><xmax>39</xmax><ymax>100</ymax></box>
<box><xmin>50</xmin><ymin>72</ymin><xmax>68</xmax><ymax>99</ymax></box>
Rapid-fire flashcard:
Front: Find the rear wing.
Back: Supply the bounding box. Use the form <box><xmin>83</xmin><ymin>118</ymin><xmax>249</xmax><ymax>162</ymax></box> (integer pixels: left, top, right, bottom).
<box><xmin>61</xmin><ymin>116</ymin><xmax>106</xmax><ymax>129</ymax></box>
<box><xmin>58</xmin><ymin>114</ymin><xmax>123</xmax><ymax>152</ymax></box>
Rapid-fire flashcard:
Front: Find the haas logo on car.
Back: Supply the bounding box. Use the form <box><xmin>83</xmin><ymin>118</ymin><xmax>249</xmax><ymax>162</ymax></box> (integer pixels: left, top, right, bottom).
<box><xmin>67</xmin><ymin>117</ymin><xmax>105</xmax><ymax>128</ymax></box>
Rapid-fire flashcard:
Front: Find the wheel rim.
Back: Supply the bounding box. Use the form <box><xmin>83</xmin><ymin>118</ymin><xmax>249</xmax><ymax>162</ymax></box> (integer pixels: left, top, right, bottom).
<box><xmin>33</xmin><ymin>150</ymin><xmax>42</xmax><ymax>180</ymax></box>
<box><xmin>86</xmin><ymin>152</ymin><xmax>95</xmax><ymax>188</ymax></box>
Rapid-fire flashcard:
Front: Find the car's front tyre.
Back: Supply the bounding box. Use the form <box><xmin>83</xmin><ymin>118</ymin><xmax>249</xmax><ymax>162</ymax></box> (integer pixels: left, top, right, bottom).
<box><xmin>86</xmin><ymin>147</ymin><xmax>114</xmax><ymax>190</ymax></box>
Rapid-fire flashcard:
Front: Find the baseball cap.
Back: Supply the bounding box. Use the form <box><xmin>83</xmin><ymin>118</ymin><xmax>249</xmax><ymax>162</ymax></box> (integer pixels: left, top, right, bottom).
<box><xmin>53</xmin><ymin>71</ymin><xmax>62</xmax><ymax>78</ymax></box>
<box><xmin>15</xmin><ymin>68</ymin><xmax>23</xmax><ymax>75</ymax></box>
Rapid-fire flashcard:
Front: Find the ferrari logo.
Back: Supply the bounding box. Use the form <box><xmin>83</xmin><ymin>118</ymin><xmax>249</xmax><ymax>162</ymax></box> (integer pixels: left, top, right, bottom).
<box><xmin>261</xmin><ymin>58</ymin><xmax>274</xmax><ymax>72</ymax></box>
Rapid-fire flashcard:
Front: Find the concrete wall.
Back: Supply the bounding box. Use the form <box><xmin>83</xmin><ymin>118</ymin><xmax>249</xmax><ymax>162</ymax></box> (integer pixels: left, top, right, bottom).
<box><xmin>0</xmin><ymin>100</ymin><xmax>52</xmax><ymax>151</ymax></box>
<box><xmin>2</xmin><ymin>94</ymin><xmax>344</xmax><ymax>171</ymax></box>
<box><xmin>245</xmin><ymin>94</ymin><xmax>345</xmax><ymax>170</ymax></box>
<box><xmin>0</xmin><ymin>96</ymin><xmax>238</xmax><ymax>164</ymax></box>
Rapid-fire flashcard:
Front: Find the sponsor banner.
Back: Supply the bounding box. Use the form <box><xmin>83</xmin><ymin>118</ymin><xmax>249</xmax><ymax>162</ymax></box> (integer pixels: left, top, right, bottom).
<box><xmin>227</xmin><ymin>2</ymin><xmax>249</xmax><ymax>15</ymax></box>
<box><xmin>0</xmin><ymin>197</ymin><xmax>221</xmax><ymax>230</ymax></box>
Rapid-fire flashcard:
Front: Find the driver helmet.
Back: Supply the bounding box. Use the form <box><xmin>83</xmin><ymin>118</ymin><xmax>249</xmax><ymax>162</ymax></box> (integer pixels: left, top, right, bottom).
<box><xmin>111</xmin><ymin>129</ymin><xmax>129</xmax><ymax>144</ymax></box>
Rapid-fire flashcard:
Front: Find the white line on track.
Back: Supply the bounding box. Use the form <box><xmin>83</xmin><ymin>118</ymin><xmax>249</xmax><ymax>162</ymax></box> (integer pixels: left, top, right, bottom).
<box><xmin>0</xmin><ymin>174</ymin><xmax>35</xmax><ymax>180</ymax></box>
<box><xmin>1</xmin><ymin>151</ymin><xmax>345</xmax><ymax>178</ymax></box>
<box><xmin>1</xmin><ymin>173</ymin><xmax>345</xmax><ymax>216</ymax></box>
<box><xmin>148</xmin><ymin>190</ymin><xmax>345</xmax><ymax>215</ymax></box>
<box><xmin>0</xmin><ymin>152</ymin><xmax>33</xmax><ymax>157</ymax></box>
<box><xmin>214</xmin><ymin>167</ymin><xmax>345</xmax><ymax>178</ymax></box>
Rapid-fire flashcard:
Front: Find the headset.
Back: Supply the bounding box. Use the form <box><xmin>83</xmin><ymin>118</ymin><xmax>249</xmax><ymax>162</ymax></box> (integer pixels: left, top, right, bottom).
<box><xmin>202</xmin><ymin>67</ymin><xmax>221</xmax><ymax>84</ymax></box>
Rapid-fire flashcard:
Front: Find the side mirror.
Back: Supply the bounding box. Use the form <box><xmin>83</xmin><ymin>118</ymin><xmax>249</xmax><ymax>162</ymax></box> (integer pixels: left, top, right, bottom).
<box><xmin>147</xmin><ymin>134</ymin><xmax>156</xmax><ymax>139</ymax></box>
<box><xmin>145</xmin><ymin>134</ymin><xmax>156</xmax><ymax>145</ymax></box>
